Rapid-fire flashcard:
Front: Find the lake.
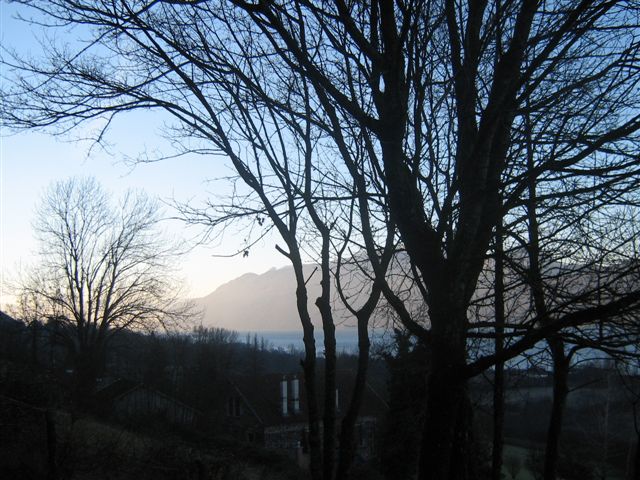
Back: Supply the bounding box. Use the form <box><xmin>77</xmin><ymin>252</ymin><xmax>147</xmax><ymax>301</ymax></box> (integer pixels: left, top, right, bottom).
<box><xmin>240</xmin><ymin>329</ymin><xmax>392</xmax><ymax>354</ymax></box>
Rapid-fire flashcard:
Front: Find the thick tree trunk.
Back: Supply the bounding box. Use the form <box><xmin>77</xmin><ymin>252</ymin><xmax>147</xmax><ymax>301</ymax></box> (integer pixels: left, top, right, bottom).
<box><xmin>419</xmin><ymin>369</ymin><xmax>471</xmax><ymax>480</ymax></box>
<box><xmin>418</xmin><ymin>311</ymin><xmax>471</xmax><ymax>480</ymax></box>
<box><xmin>543</xmin><ymin>339</ymin><xmax>569</xmax><ymax>480</ymax></box>
<box><xmin>73</xmin><ymin>346</ymin><xmax>104</xmax><ymax>409</ymax></box>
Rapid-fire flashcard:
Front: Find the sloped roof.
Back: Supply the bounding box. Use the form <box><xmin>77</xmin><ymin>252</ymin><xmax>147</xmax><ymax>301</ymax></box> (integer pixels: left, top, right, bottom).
<box><xmin>95</xmin><ymin>378</ymin><xmax>138</xmax><ymax>403</ymax></box>
<box><xmin>95</xmin><ymin>378</ymin><xmax>202</xmax><ymax>416</ymax></box>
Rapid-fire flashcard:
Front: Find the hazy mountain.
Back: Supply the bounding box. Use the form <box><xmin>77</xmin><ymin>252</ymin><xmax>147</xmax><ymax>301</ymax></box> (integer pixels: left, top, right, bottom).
<box><xmin>195</xmin><ymin>265</ymin><xmax>324</xmax><ymax>331</ymax></box>
<box><xmin>194</xmin><ymin>254</ymin><xmax>424</xmax><ymax>332</ymax></box>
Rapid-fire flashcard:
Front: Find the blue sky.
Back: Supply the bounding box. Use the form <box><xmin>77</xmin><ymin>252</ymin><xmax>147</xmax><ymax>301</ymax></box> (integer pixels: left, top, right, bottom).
<box><xmin>0</xmin><ymin>5</ymin><xmax>290</xmax><ymax>309</ymax></box>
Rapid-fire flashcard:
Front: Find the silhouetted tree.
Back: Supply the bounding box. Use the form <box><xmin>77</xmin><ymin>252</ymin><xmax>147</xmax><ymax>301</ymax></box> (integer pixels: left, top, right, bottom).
<box><xmin>18</xmin><ymin>177</ymin><xmax>190</xmax><ymax>405</ymax></box>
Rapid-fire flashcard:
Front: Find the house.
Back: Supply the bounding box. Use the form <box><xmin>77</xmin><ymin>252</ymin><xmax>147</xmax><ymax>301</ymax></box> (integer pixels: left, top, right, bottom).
<box><xmin>95</xmin><ymin>378</ymin><xmax>201</xmax><ymax>427</ymax></box>
<box><xmin>217</xmin><ymin>371</ymin><xmax>387</xmax><ymax>466</ymax></box>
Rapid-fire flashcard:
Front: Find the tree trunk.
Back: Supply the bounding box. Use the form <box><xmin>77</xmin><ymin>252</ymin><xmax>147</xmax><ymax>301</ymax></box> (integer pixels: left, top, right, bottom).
<box><xmin>301</xmin><ymin>344</ymin><xmax>323</xmax><ymax>480</ymax></box>
<box><xmin>418</xmin><ymin>312</ymin><xmax>471</xmax><ymax>480</ymax></box>
<box><xmin>73</xmin><ymin>347</ymin><xmax>103</xmax><ymax>409</ymax></box>
<box><xmin>492</xmin><ymin>223</ymin><xmax>506</xmax><ymax>480</ymax></box>
<box><xmin>543</xmin><ymin>339</ymin><xmax>569</xmax><ymax>480</ymax></box>
<box><xmin>524</xmin><ymin>106</ymin><xmax>571</xmax><ymax>480</ymax></box>
<box><xmin>335</xmin><ymin>319</ymin><xmax>370</xmax><ymax>480</ymax></box>
<box><xmin>285</xmin><ymin>247</ymin><xmax>323</xmax><ymax>480</ymax></box>
<box><xmin>297</xmin><ymin>284</ymin><xmax>322</xmax><ymax>480</ymax></box>
<box><xmin>491</xmin><ymin>366</ymin><xmax>505</xmax><ymax>480</ymax></box>
<box><xmin>634</xmin><ymin>435</ymin><xmax>640</xmax><ymax>480</ymax></box>
<box><xmin>322</xmin><ymin>319</ymin><xmax>337</xmax><ymax>480</ymax></box>
<box><xmin>419</xmin><ymin>369</ymin><xmax>471</xmax><ymax>480</ymax></box>
<box><xmin>491</xmin><ymin>324</ymin><xmax>506</xmax><ymax>478</ymax></box>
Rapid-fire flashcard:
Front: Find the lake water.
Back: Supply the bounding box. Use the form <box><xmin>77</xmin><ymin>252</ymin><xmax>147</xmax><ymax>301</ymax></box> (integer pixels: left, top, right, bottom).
<box><xmin>240</xmin><ymin>329</ymin><xmax>392</xmax><ymax>354</ymax></box>
<box><xmin>242</xmin><ymin>331</ymin><xmax>614</xmax><ymax>367</ymax></box>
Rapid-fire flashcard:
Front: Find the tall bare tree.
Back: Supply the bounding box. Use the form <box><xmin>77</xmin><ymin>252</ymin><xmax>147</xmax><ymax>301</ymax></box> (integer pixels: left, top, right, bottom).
<box><xmin>21</xmin><ymin>177</ymin><xmax>188</xmax><ymax>404</ymax></box>
<box><xmin>174</xmin><ymin>79</ymin><xmax>396</xmax><ymax>479</ymax></box>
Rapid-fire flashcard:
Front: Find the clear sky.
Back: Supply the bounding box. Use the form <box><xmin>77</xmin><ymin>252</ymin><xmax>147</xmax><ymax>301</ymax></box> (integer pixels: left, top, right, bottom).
<box><xmin>0</xmin><ymin>5</ymin><xmax>290</xmax><ymax>310</ymax></box>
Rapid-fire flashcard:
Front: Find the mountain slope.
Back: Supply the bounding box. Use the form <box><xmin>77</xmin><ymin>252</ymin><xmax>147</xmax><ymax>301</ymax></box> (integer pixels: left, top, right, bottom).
<box><xmin>194</xmin><ymin>256</ymin><xmax>420</xmax><ymax>332</ymax></box>
<box><xmin>195</xmin><ymin>265</ymin><xmax>323</xmax><ymax>331</ymax></box>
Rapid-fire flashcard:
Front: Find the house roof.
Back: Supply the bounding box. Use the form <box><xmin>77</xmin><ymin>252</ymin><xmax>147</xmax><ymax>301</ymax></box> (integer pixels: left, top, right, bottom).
<box><xmin>95</xmin><ymin>378</ymin><xmax>139</xmax><ymax>403</ymax></box>
<box><xmin>94</xmin><ymin>378</ymin><xmax>202</xmax><ymax>417</ymax></box>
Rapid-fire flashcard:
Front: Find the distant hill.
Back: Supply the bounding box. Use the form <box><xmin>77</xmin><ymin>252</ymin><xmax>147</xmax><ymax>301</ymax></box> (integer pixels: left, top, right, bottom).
<box><xmin>194</xmin><ymin>265</ymin><xmax>325</xmax><ymax>331</ymax></box>
<box><xmin>193</xmin><ymin>255</ymin><xmax>423</xmax><ymax>332</ymax></box>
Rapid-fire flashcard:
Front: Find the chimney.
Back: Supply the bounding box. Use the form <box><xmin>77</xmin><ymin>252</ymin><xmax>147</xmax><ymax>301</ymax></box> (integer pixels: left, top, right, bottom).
<box><xmin>291</xmin><ymin>376</ymin><xmax>300</xmax><ymax>414</ymax></box>
<box><xmin>280</xmin><ymin>376</ymin><xmax>288</xmax><ymax>416</ymax></box>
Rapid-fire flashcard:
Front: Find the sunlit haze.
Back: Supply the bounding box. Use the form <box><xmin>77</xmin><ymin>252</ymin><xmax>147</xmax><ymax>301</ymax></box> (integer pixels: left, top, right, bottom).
<box><xmin>0</xmin><ymin>124</ymin><xmax>292</xmax><ymax>310</ymax></box>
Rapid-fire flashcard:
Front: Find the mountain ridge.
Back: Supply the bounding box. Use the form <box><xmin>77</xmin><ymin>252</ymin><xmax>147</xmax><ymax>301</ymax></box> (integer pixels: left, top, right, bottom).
<box><xmin>194</xmin><ymin>264</ymin><xmax>325</xmax><ymax>331</ymax></box>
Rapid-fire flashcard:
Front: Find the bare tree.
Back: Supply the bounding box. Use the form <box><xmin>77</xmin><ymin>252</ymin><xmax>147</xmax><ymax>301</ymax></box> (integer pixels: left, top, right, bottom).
<box><xmin>175</xmin><ymin>84</ymin><xmax>396</xmax><ymax>479</ymax></box>
<box><xmin>503</xmin><ymin>82</ymin><xmax>640</xmax><ymax>479</ymax></box>
<box><xmin>20</xmin><ymin>177</ymin><xmax>189</xmax><ymax>405</ymax></box>
<box><xmin>3</xmin><ymin>2</ymin><xmax>640</xmax><ymax>479</ymax></box>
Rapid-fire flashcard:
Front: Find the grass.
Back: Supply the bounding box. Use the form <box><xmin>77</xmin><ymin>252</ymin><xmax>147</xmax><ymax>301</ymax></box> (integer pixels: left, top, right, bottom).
<box><xmin>502</xmin><ymin>445</ymin><xmax>536</xmax><ymax>480</ymax></box>
<box><xmin>501</xmin><ymin>442</ymin><xmax>626</xmax><ymax>480</ymax></box>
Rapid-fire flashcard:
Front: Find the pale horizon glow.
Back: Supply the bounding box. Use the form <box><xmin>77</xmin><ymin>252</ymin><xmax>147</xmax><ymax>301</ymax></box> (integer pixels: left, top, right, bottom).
<box><xmin>0</xmin><ymin>127</ymin><xmax>292</xmax><ymax>311</ymax></box>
